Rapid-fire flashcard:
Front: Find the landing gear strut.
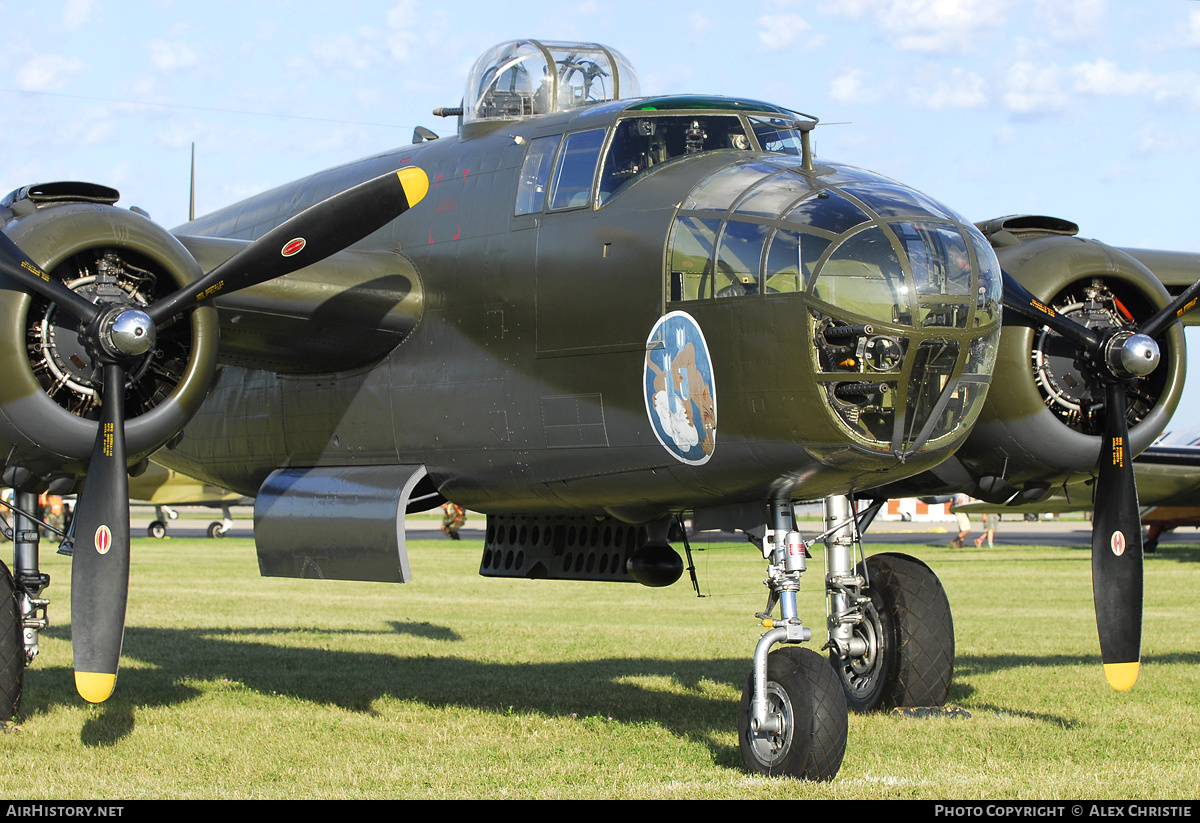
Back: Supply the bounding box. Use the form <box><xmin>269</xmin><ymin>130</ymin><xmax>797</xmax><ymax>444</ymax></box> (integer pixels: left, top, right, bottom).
<box><xmin>736</xmin><ymin>493</ymin><xmax>955</xmax><ymax>780</ymax></box>
<box><xmin>0</xmin><ymin>489</ymin><xmax>54</xmax><ymax>721</ymax></box>
<box><xmin>148</xmin><ymin>504</ymin><xmax>178</xmax><ymax>538</ymax></box>
<box><xmin>737</xmin><ymin>500</ymin><xmax>847</xmax><ymax>781</ymax></box>
<box><xmin>208</xmin><ymin>505</ymin><xmax>235</xmax><ymax>538</ymax></box>
<box><xmin>823</xmin><ymin>497</ymin><xmax>954</xmax><ymax>712</ymax></box>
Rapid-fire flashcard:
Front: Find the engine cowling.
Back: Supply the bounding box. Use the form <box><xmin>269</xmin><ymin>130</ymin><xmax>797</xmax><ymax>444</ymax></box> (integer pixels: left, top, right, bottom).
<box><xmin>0</xmin><ymin>183</ymin><xmax>219</xmax><ymax>490</ymax></box>
<box><xmin>953</xmin><ymin>216</ymin><xmax>1186</xmax><ymax>502</ymax></box>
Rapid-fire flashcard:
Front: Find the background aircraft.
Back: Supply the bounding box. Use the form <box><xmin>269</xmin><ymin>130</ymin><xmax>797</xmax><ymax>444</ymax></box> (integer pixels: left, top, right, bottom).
<box><xmin>1</xmin><ymin>32</ymin><xmax>1198</xmax><ymax>783</ymax></box>
<box><xmin>128</xmin><ymin>462</ymin><xmax>248</xmax><ymax>538</ymax></box>
<box><xmin>1129</xmin><ymin>428</ymin><xmax>1200</xmax><ymax>551</ymax></box>
<box><xmin>949</xmin><ymin>424</ymin><xmax>1200</xmax><ymax>551</ymax></box>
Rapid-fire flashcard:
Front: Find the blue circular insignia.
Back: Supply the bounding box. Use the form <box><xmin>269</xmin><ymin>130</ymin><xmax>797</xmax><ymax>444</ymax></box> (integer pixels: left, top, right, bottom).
<box><xmin>643</xmin><ymin>311</ymin><xmax>717</xmax><ymax>465</ymax></box>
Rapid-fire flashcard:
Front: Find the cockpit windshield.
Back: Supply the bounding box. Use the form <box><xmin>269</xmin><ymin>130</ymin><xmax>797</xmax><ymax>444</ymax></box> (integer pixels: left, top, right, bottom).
<box><xmin>600</xmin><ymin>115</ymin><xmax>752</xmax><ymax>203</ymax></box>
<box><xmin>464</xmin><ymin>40</ymin><xmax>639</xmax><ymax>123</ymax></box>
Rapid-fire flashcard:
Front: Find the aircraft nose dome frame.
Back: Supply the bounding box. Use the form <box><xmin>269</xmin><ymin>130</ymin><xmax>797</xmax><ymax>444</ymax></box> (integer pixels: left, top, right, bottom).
<box><xmin>667</xmin><ymin>156</ymin><xmax>1004</xmax><ymax>459</ymax></box>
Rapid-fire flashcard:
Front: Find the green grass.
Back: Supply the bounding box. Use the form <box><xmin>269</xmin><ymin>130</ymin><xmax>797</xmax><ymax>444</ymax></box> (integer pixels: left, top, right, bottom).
<box><xmin>1</xmin><ymin>533</ymin><xmax>1197</xmax><ymax>799</ymax></box>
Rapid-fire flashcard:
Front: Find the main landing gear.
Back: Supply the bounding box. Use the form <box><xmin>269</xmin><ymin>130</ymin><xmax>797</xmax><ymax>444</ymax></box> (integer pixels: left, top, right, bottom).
<box><xmin>0</xmin><ymin>559</ymin><xmax>23</xmax><ymax>721</ymax></box>
<box><xmin>736</xmin><ymin>494</ymin><xmax>954</xmax><ymax>781</ymax></box>
<box><xmin>147</xmin><ymin>504</ymin><xmax>235</xmax><ymax>539</ymax></box>
<box><xmin>0</xmin><ymin>490</ymin><xmax>54</xmax><ymax>722</ymax></box>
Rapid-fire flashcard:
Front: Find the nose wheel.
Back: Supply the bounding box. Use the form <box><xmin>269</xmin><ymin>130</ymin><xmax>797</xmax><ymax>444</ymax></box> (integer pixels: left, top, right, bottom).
<box><xmin>736</xmin><ymin>500</ymin><xmax>848</xmax><ymax>780</ymax></box>
<box><xmin>738</xmin><ymin>647</ymin><xmax>847</xmax><ymax>780</ymax></box>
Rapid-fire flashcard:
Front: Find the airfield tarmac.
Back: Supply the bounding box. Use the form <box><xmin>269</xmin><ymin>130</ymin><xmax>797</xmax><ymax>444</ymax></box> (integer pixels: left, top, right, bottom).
<box><xmin>127</xmin><ymin>504</ymin><xmax>1200</xmax><ymax>549</ymax></box>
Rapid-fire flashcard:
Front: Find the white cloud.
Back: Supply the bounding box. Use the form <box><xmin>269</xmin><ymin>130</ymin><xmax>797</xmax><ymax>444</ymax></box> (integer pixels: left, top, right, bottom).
<box><xmin>63</xmin><ymin>0</ymin><xmax>94</xmax><ymax>31</ymax></box>
<box><xmin>1130</xmin><ymin>123</ymin><xmax>1188</xmax><ymax>157</ymax></box>
<box><xmin>149</xmin><ymin>41</ymin><xmax>198</xmax><ymax>72</ymax></box>
<box><xmin>877</xmin><ymin>0</ymin><xmax>1012</xmax><ymax>54</ymax></box>
<box><xmin>830</xmin><ymin>69</ymin><xmax>874</xmax><ymax>103</ymax></box>
<box><xmin>916</xmin><ymin>68</ymin><xmax>988</xmax><ymax>110</ymax></box>
<box><xmin>817</xmin><ymin>0</ymin><xmax>876</xmax><ymax>18</ymax></box>
<box><xmin>1033</xmin><ymin>0</ymin><xmax>1106</xmax><ymax>44</ymax></box>
<box><xmin>103</xmin><ymin>161</ymin><xmax>132</xmax><ymax>187</ymax></box>
<box><xmin>1002</xmin><ymin>61</ymin><xmax>1068</xmax><ymax>114</ymax></box>
<box><xmin>688</xmin><ymin>12</ymin><xmax>714</xmax><ymax>42</ymax></box>
<box><xmin>992</xmin><ymin>126</ymin><xmax>1016</xmax><ymax>148</ymax></box>
<box><xmin>385</xmin><ymin>0</ymin><xmax>421</xmax><ymax>62</ymax></box>
<box><xmin>303</xmin><ymin>5</ymin><xmax>422</xmax><ymax>68</ymax></box>
<box><xmin>1071</xmin><ymin>59</ymin><xmax>1157</xmax><ymax>96</ymax></box>
<box><xmin>757</xmin><ymin>13</ymin><xmax>811</xmax><ymax>52</ymax></box>
<box><xmin>39</xmin><ymin>108</ymin><xmax>118</xmax><ymax>148</ymax></box>
<box><xmin>1072</xmin><ymin>59</ymin><xmax>1200</xmax><ymax>107</ymax></box>
<box><xmin>16</xmin><ymin>54</ymin><xmax>85</xmax><ymax>91</ymax></box>
<box><xmin>309</xmin><ymin>32</ymin><xmax>382</xmax><ymax>72</ymax></box>
<box><xmin>386</xmin><ymin>0</ymin><xmax>417</xmax><ymax>28</ymax></box>
<box><xmin>818</xmin><ymin>0</ymin><xmax>1014</xmax><ymax>53</ymax></box>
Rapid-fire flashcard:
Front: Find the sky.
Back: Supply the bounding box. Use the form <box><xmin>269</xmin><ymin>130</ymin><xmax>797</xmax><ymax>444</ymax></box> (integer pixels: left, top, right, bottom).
<box><xmin>3</xmin><ymin>0</ymin><xmax>1200</xmax><ymax>424</ymax></box>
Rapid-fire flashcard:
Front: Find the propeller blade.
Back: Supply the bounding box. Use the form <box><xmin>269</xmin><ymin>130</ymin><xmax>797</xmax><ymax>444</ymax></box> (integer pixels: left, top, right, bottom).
<box><xmin>0</xmin><ymin>230</ymin><xmax>100</xmax><ymax>324</ymax></box>
<box><xmin>1137</xmin><ymin>277</ymin><xmax>1200</xmax><ymax>340</ymax></box>
<box><xmin>147</xmin><ymin>166</ymin><xmax>429</xmax><ymax>324</ymax></box>
<box><xmin>69</xmin><ymin>363</ymin><xmax>132</xmax><ymax>703</ymax></box>
<box><xmin>3</xmin><ymin>166</ymin><xmax>427</xmax><ymax>706</ymax></box>
<box><xmin>1001</xmin><ymin>270</ymin><xmax>1101</xmax><ymax>353</ymax></box>
<box><xmin>1091</xmin><ymin>382</ymin><xmax>1144</xmax><ymax>691</ymax></box>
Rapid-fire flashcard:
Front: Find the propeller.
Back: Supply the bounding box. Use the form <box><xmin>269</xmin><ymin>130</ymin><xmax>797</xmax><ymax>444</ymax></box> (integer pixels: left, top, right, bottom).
<box><xmin>1001</xmin><ymin>269</ymin><xmax>1195</xmax><ymax>691</ymax></box>
<box><xmin>0</xmin><ymin>166</ymin><xmax>428</xmax><ymax>702</ymax></box>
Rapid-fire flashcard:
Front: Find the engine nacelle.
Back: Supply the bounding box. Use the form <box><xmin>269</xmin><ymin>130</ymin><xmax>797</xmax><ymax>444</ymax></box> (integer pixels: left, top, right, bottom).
<box><xmin>0</xmin><ymin>183</ymin><xmax>219</xmax><ymax>490</ymax></box>
<box><xmin>953</xmin><ymin>216</ymin><xmax>1186</xmax><ymax>502</ymax></box>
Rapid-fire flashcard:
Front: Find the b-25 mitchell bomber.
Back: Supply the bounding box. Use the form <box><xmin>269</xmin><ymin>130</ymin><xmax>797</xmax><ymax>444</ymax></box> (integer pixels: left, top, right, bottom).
<box><xmin>1</xmin><ymin>40</ymin><xmax>1198</xmax><ymax>781</ymax></box>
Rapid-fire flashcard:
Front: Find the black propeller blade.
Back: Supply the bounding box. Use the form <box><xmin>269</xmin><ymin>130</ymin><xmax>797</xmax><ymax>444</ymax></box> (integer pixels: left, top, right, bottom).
<box><xmin>0</xmin><ymin>231</ymin><xmax>100</xmax><ymax>324</ymax></box>
<box><xmin>1001</xmin><ymin>269</ymin><xmax>1166</xmax><ymax>691</ymax></box>
<box><xmin>1138</xmin><ymin>277</ymin><xmax>1200</xmax><ymax>340</ymax></box>
<box><xmin>147</xmin><ymin>167</ymin><xmax>429</xmax><ymax>324</ymax></box>
<box><xmin>0</xmin><ymin>166</ymin><xmax>428</xmax><ymax>702</ymax></box>
<box><xmin>1072</xmin><ymin>269</ymin><xmax>1200</xmax><ymax>690</ymax></box>
<box><xmin>1000</xmin><ymin>270</ymin><xmax>1101</xmax><ymax>352</ymax></box>
<box><xmin>68</xmin><ymin>364</ymin><xmax>132</xmax><ymax>703</ymax></box>
<box><xmin>1091</xmin><ymin>382</ymin><xmax>1143</xmax><ymax>691</ymax></box>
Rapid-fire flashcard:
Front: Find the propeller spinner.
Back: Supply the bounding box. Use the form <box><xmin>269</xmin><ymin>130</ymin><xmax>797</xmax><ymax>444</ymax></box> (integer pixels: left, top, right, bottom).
<box><xmin>0</xmin><ymin>167</ymin><xmax>428</xmax><ymax>702</ymax></box>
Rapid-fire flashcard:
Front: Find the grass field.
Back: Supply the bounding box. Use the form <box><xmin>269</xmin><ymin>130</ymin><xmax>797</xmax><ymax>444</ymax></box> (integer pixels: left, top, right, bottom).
<box><xmin>1</xmin><ymin>532</ymin><xmax>1197</xmax><ymax>799</ymax></box>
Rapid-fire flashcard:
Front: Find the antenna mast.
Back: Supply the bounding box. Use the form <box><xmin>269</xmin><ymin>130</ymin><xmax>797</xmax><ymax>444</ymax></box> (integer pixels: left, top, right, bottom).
<box><xmin>188</xmin><ymin>143</ymin><xmax>196</xmax><ymax>222</ymax></box>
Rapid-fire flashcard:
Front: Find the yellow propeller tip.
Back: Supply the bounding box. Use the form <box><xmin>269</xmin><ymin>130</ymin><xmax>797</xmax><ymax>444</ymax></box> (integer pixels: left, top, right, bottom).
<box><xmin>1103</xmin><ymin>661</ymin><xmax>1139</xmax><ymax>691</ymax></box>
<box><xmin>396</xmin><ymin>167</ymin><xmax>430</xmax><ymax>208</ymax></box>
<box><xmin>75</xmin><ymin>671</ymin><xmax>116</xmax><ymax>703</ymax></box>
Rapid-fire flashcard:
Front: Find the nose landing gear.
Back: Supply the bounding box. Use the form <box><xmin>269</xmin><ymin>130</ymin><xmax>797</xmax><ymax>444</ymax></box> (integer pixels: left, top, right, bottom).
<box><xmin>737</xmin><ymin>500</ymin><xmax>847</xmax><ymax>781</ymax></box>
<box><xmin>736</xmin><ymin>494</ymin><xmax>955</xmax><ymax>781</ymax></box>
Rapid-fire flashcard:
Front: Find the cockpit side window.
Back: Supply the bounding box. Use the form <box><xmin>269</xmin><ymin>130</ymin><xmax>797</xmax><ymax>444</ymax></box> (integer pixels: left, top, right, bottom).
<box><xmin>515</xmin><ymin>135</ymin><xmax>561</xmax><ymax>215</ymax></box>
<box><xmin>599</xmin><ymin>115</ymin><xmax>752</xmax><ymax>204</ymax></box>
<box><xmin>548</xmin><ymin>128</ymin><xmax>606</xmax><ymax>210</ymax></box>
<box><xmin>750</xmin><ymin>117</ymin><xmax>804</xmax><ymax>156</ymax></box>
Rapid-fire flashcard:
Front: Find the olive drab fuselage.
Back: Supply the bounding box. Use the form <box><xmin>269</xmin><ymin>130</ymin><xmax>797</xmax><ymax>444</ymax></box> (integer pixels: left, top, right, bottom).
<box><xmin>155</xmin><ymin>96</ymin><xmax>1004</xmax><ymax>521</ymax></box>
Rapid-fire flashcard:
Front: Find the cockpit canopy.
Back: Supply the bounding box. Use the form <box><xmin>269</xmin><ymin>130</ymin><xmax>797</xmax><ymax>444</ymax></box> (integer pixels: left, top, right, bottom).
<box><xmin>464</xmin><ymin>40</ymin><xmax>639</xmax><ymax>124</ymax></box>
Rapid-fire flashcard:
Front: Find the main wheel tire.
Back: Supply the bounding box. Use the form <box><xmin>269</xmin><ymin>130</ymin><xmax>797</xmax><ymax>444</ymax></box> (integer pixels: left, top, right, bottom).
<box><xmin>739</xmin><ymin>647</ymin><xmax>848</xmax><ymax>781</ymax></box>
<box><xmin>148</xmin><ymin>520</ymin><xmax>167</xmax><ymax>539</ymax></box>
<box><xmin>0</xmin><ymin>560</ymin><xmax>24</xmax><ymax>721</ymax></box>
<box><xmin>830</xmin><ymin>552</ymin><xmax>954</xmax><ymax>713</ymax></box>
<box><xmin>207</xmin><ymin>522</ymin><xmax>225</xmax><ymax>539</ymax></box>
